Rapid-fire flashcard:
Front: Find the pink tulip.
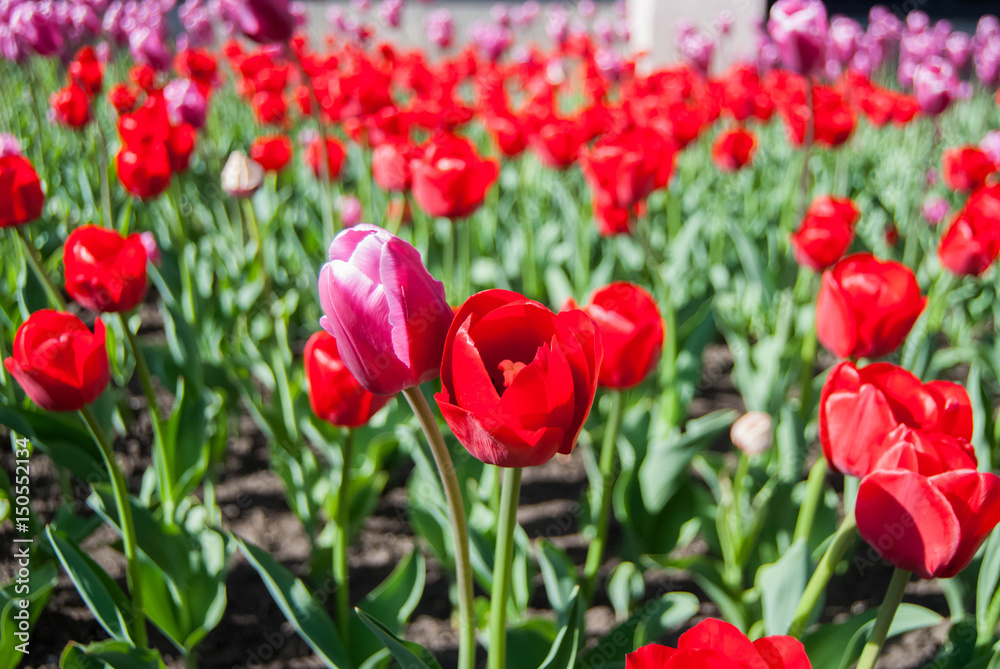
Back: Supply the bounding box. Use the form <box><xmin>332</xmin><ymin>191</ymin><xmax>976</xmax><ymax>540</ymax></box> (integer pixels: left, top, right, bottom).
<box><xmin>318</xmin><ymin>224</ymin><xmax>453</xmax><ymax>395</ymax></box>
<box><xmin>768</xmin><ymin>0</ymin><xmax>828</xmax><ymax>75</ymax></box>
<box><xmin>913</xmin><ymin>56</ymin><xmax>957</xmax><ymax>115</ymax></box>
<box><xmin>163</xmin><ymin>78</ymin><xmax>207</xmax><ymax>128</ymax></box>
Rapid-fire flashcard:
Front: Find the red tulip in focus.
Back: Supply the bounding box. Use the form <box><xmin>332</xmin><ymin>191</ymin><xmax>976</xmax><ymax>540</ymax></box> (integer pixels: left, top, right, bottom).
<box><xmin>436</xmin><ymin>289</ymin><xmax>601</xmax><ymax>468</ymax></box>
<box><xmin>305</xmin><ymin>136</ymin><xmax>346</xmax><ymax>181</ymax></box>
<box><xmin>250</xmin><ymin>135</ymin><xmax>293</xmax><ymax>172</ymax></box>
<box><xmin>819</xmin><ymin>361</ymin><xmax>972</xmax><ymax>478</ymax></box>
<box><xmin>857</xmin><ymin>466</ymin><xmax>1000</xmax><ymax>579</ymax></box>
<box><xmin>3</xmin><ymin>310</ymin><xmax>110</xmax><ymax>412</ymax></box>
<box><xmin>410</xmin><ymin>133</ymin><xmax>499</xmax><ymax>219</ymax></box>
<box><xmin>68</xmin><ymin>46</ymin><xmax>104</xmax><ymax>97</ymax></box>
<box><xmin>569</xmin><ymin>282</ymin><xmax>664</xmax><ymax>389</ymax></box>
<box><xmin>0</xmin><ymin>154</ymin><xmax>45</xmax><ymax>228</ymax></box>
<box><xmin>789</xmin><ymin>196</ymin><xmax>859</xmax><ymax>271</ymax></box>
<box><xmin>64</xmin><ymin>226</ymin><xmax>149</xmax><ymax>313</ymax></box>
<box><xmin>626</xmin><ymin>618</ymin><xmax>811</xmax><ymax>669</ymax></box>
<box><xmin>304</xmin><ymin>331</ymin><xmax>393</xmax><ymax>428</ymax></box>
<box><xmin>938</xmin><ymin>185</ymin><xmax>1000</xmax><ymax>276</ymax></box>
<box><xmin>815</xmin><ymin>253</ymin><xmax>925</xmax><ymax>359</ymax></box>
<box><xmin>942</xmin><ymin>146</ymin><xmax>996</xmax><ymax>193</ymax></box>
<box><xmin>712</xmin><ymin>127</ymin><xmax>757</xmax><ymax>172</ymax></box>
<box><xmin>372</xmin><ymin>139</ymin><xmax>415</xmax><ymax>192</ymax></box>
<box><xmin>51</xmin><ymin>84</ymin><xmax>91</xmax><ymax>129</ymax></box>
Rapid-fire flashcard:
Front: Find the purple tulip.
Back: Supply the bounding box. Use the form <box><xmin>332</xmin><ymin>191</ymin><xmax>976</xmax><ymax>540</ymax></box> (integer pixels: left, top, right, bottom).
<box><xmin>10</xmin><ymin>2</ymin><xmax>65</xmax><ymax>57</ymax></box>
<box><xmin>425</xmin><ymin>8</ymin><xmax>453</xmax><ymax>48</ymax></box>
<box><xmin>946</xmin><ymin>32</ymin><xmax>973</xmax><ymax>72</ymax></box>
<box><xmin>0</xmin><ymin>133</ymin><xmax>21</xmax><ymax>157</ymax></box>
<box><xmin>921</xmin><ymin>196</ymin><xmax>949</xmax><ymax>226</ymax></box>
<box><xmin>378</xmin><ymin>0</ymin><xmax>402</xmax><ymax>28</ymax></box>
<box><xmin>767</xmin><ymin>0</ymin><xmax>828</xmax><ymax>75</ymax></box>
<box><xmin>337</xmin><ymin>195</ymin><xmax>363</xmax><ymax>228</ymax></box>
<box><xmin>913</xmin><ymin>56</ymin><xmax>957</xmax><ymax>116</ymax></box>
<box><xmin>163</xmin><ymin>78</ymin><xmax>207</xmax><ymax>128</ymax></box>
<box><xmin>679</xmin><ymin>31</ymin><xmax>714</xmax><ymax>76</ymax></box>
<box><xmin>219</xmin><ymin>0</ymin><xmax>296</xmax><ymax>44</ymax></box>
<box><xmin>546</xmin><ymin>6</ymin><xmax>569</xmax><ymax>46</ymax></box>
<box><xmin>129</xmin><ymin>24</ymin><xmax>171</xmax><ymax>71</ymax></box>
<box><xmin>906</xmin><ymin>11</ymin><xmax>929</xmax><ymax>34</ymax></box>
<box><xmin>470</xmin><ymin>20</ymin><xmax>511</xmax><ymax>62</ymax></box>
<box><xmin>828</xmin><ymin>15</ymin><xmax>861</xmax><ymax>65</ymax></box>
<box><xmin>976</xmin><ymin>38</ymin><xmax>1000</xmax><ymax>87</ymax></box>
<box><xmin>139</xmin><ymin>231</ymin><xmax>161</xmax><ymax>265</ymax></box>
<box><xmin>982</xmin><ymin>130</ymin><xmax>1000</xmax><ymax>165</ymax></box>
<box><xmin>577</xmin><ymin>0</ymin><xmax>594</xmax><ymax>19</ymax></box>
<box><xmin>318</xmin><ymin>224</ymin><xmax>453</xmax><ymax>395</ymax></box>
<box><xmin>490</xmin><ymin>3</ymin><xmax>509</xmax><ymax>26</ymax></box>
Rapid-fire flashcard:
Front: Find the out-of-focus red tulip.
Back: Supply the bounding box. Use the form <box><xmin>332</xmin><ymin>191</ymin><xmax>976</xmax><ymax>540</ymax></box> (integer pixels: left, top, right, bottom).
<box><xmin>68</xmin><ymin>46</ymin><xmax>104</xmax><ymax>97</ymax></box>
<box><xmin>0</xmin><ymin>154</ymin><xmax>45</xmax><ymax>228</ymax></box>
<box><xmin>250</xmin><ymin>135</ymin><xmax>293</xmax><ymax>172</ymax></box>
<box><xmin>372</xmin><ymin>139</ymin><xmax>415</xmax><ymax>192</ymax></box>
<box><xmin>305</xmin><ymin>136</ymin><xmax>346</xmax><ymax>181</ymax></box>
<box><xmin>712</xmin><ymin>127</ymin><xmax>757</xmax><ymax>172</ymax></box>
<box><xmin>819</xmin><ymin>360</ymin><xmax>972</xmax><ymax>478</ymax></box>
<box><xmin>304</xmin><ymin>331</ymin><xmax>393</xmax><ymax>427</ymax></box>
<box><xmin>117</xmin><ymin>145</ymin><xmax>172</xmax><ymax>200</ymax></box>
<box><xmin>942</xmin><ymin>146</ymin><xmax>996</xmax><ymax>193</ymax></box>
<box><xmin>108</xmin><ymin>83</ymin><xmax>139</xmax><ymax>115</ymax></box>
<box><xmin>789</xmin><ymin>196</ymin><xmax>859</xmax><ymax>271</ymax></box>
<box><xmin>815</xmin><ymin>253</ymin><xmax>925</xmax><ymax>359</ymax></box>
<box><xmin>410</xmin><ymin>133</ymin><xmax>499</xmax><ymax>219</ymax></box>
<box><xmin>435</xmin><ymin>289</ymin><xmax>601</xmax><ymax>468</ymax></box>
<box><xmin>64</xmin><ymin>226</ymin><xmax>149</xmax><ymax>313</ymax></box>
<box><xmin>51</xmin><ymin>84</ymin><xmax>91</xmax><ymax>129</ymax></box>
<box><xmin>4</xmin><ymin>310</ymin><xmax>110</xmax><ymax>412</ymax></box>
<box><xmin>580</xmin><ymin>126</ymin><xmax>675</xmax><ymax>210</ymax></box>
<box><xmin>938</xmin><ymin>186</ymin><xmax>1000</xmax><ymax>276</ymax></box>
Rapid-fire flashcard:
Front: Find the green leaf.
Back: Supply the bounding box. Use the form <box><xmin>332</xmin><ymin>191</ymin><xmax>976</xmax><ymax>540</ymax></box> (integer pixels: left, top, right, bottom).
<box><xmin>45</xmin><ymin>527</ymin><xmax>136</xmax><ymax>644</ymax></box>
<box><xmin>0</xmin><ymin>561</ymin><xmax>58</xmax><ymax>669</ymax></box>
<box><xmin>236</xmin><ymin>536</ymin><xmax>352</xmax><ymax>669</ymax></box>
<box><xmin>756</xmin><ymin>538</ymin><xmax>810</xmax><ymax>636</ymax></box>
<box><xmin>349</xmin><ymin>550</ymin><xmax>426</xmax><ymax>666</ymax></box>
<box><xmin>607</xmin><ymin>562</ymin><xmax>644</xmax><ymax>622</ymax></box>
<box><xmin>538</xmin><ymin>586</ymin><xmax>583</xmax><ymax>669</ymax></box>
<box><xmin>60</xmin><ymin>641</ymin><xmax>166</xmax><ymax>669</ymax></box>
<box><xmin>979</xmin><ymin>527</ymin><xmax>1000</xmax><ymax>638</ymax></box>
<box><xmin>355</xmin><ymin>608</ymin><xmax>442</xmax><ymax>669</ymax></box>
<box><xmin>535</xmin><ymin>540</ymin><xmax>577</xmax><ymax>619</ymax></box>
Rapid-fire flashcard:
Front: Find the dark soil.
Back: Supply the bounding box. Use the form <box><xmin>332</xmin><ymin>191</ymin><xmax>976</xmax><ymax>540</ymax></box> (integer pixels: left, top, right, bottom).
<box><xmin>1</xmin><ymin>343</ymin><xmax>948</xmax><ymax>669</ymax></box>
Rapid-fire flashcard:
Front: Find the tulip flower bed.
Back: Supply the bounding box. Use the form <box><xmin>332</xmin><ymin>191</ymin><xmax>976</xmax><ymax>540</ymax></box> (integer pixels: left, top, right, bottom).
<box><xmin>6</xmin><ymin>1</ymin><xmax>1000</xmax><ymax>669</ymax></box>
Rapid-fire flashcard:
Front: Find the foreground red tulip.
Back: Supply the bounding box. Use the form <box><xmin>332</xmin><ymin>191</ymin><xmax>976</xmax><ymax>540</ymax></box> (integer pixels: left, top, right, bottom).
<box><xmin>0</xmin><ymin>154</ymin><xmax>45</xmax><ymax>228</ymax></box>
<box><xmin>815</xmin><ymin>253</ymin><xmax>925</xmax><ymax>359</ymax></box>
<box><xmin>4</xmin><ymin>310</ymin><xmax>110</xmax><ymax>412</ymax></box>
<box><xmin>942</xmin><ymin>146</ymin><xmax>996</xmax><ymax>193</ymax></box>
<box><xmin>64</xmin><ymin>226</ymin><xmax>149</xmax><ymax>313</ymax></box>
<box><xmin>857</xmin><ymin>467</ymin><xmax>1000</xmax><ymax>579</ymax></box>
<box><xmin>410</xmin><ymin>133</ymin><xmax>499</xmax><ymax>219</ymax></box>
<box><xmin>435</xmin><ymin>289</ymin><xmax>601</xmax><ymax>468</ymax></box>
<box><xmin>712</xmin><ymin>127</ymin><xmax>757</xmax><ymax>172</ymax></box>
<box><xmin>819</xmin><ymin>361</ymin><xmax>973</xmax><ymax>478</ymax></box>
<box><xmin>626</xmin><ymin>618</ymin><xmax>811</xmax><ymax>669</ymax></box>
<box><xmin>569</xmin><ymin>282</ymin><xmax>663</xmax><ymax>389</ymax></box>
<box><xmin>938</xmin><ymin>185</ymin><xmax>1000</xmax><ymax>276</ymax></box>
<box><xmin>318</xmin><ymin>224</ymin><xmax>453</xmax><ymax>395</ymax></box>
<box><xmin>789</xmin><ymin>196</ymin><xmax>859</xmax><ymax>271</ymax></box>
<box><xmin>304</xmin><ymin>331</ymin><xmax>392</xmax><ymax>427</ymax></box>
<box><xmin>250</xmin><ymin>135</ymin><xmax>293</xmax><ymax>173</ymax></box>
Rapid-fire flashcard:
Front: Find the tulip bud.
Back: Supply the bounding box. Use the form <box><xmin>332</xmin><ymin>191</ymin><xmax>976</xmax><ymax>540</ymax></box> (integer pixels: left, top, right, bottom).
<box><xmin>768</xmin><ymin>0</ymin><xmax>828</xmax><ymax>75</ymax></box>
<box><xmin>221</xmin><ymin>151</ymin><xmax>264</xmax><ymax>198</ymax></box>
<box><xmin>318</xmin><ymin>224</ymin><xmax>453</xmax><ymax>395</ymax></box>
<box><xmin>4</xmin><ymin>310</ymin><xmax>110</xmax><ymax>412</ymax></box>
<box><xmin>140</xmin><ymin>231</ymin><xmax>161</xmax><ymax>265</ymax></box>
<box><xmin>731</xmin><ymin>411</ymin><xmax>773</xmax><ymax>456</ymax></box>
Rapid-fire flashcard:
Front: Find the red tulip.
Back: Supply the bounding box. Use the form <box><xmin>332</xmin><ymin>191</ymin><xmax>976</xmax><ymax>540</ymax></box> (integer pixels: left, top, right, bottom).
<box><xmin>68</xmin><ymin>46</ymin><xmax>104</xmax><ymax>97</ymax></box>
<box><xmin>304</xmin><ymin>331</ymin><xmax>392</xmax><ymax>427</ymax></box>
<box><xmin>580</xmin><ymin>126</ymin><xmax>674</xmax><ymax>210</ymax></box>
<box><xmin>0</xmin><ymin>154</ymin><xmax>45</xmax><ymax>228</ymax></box>
<box><xmin>819</xmin><ymin>361</ymin><xmax>973</xmax><ymax>478</ymax></box>
<box><xmin>868</xmin><ymin>425</ymin><xmax>978</xmax><ymax>476</ymax></box>
<box><xmin>174</xmin><ymin>48</ymin><xmax>220</xmax><ymax>89</ymax></box>
<box><xmin>815</xmin><ymin>253</ymin><xmax>925</xmax><ymax>359</ymax></box>
<box><xmin>372</xmin><ymin>139</ymin><xmax>415</xmax><ymax>193</ymax></box>
<box><xmin>789</xmin><ymin>196</ymin><xmax>859</xmax><ymax>271</ymax></box>
<box><xmin>486</xmin><ymin>113</ymin><xmax>528</xmax><ymax>157</ymax></box>
<box><xmin>305</xmin><ymin>136</ymin><xmax>346</xmax><ymax>182</ymax></box>
<box><xmin>858</xmin><ymin>467</ymin><xmax>1000</xmax><ymax>579</ymax></box>
<box><xmin>3</xmin><ymin>310</ymin><xmax>110</xmax><ymax>412</ymax></box>
<box><xmin>626</xmin><ymin>618</ymin><xmax>811</xmax><ymax>669</ymax></box>
<box><xmin>108</xmin><ymin>83</ymin><xmax>139</xmax><ymax>115</ymax></box>
<box><xmin>938</xmin><ymin>186</ymin><xmax>1000</xmax><ymax>276</ymax></box>
<box><xmin>435</xmin><ymin>289</ymin><xmax>601</xmax><ymax>468</ymax></box>
<box><xmin>942</xmin><ymin>146</ymin><xmax>996</xmax><ymax>193</ymax></box>
<box><xmin>117</xmin><ymin>144</ymin><xmax>172</xmax><ymax>200</ymax></box>
<box><xmin>529</xmin><ymin>116</ymin><xmax>588</xmax><ymax>170</ymax></box>
<box><xmin>51</xmin><ymin>84</ymin><xmax>91</xmax><ymax>129</ymax></box>
<box><xmin>167</xmin><ymin>124</ymin><xmax>197</xmax><ymax>174</ymax></box>
<box><xmin>570</xmin><ymin>282</ymin><xmax>663</xmax><ymax>389</ymax></box>
<box><xmin>410</xmin><ymin>133</ymin><xmax>499</xmax><ymax>219</ymax></box>
<box><xmin>712</xmin><ymin>127</ymin><xmax>757</xmax><ymax>172</ymax></box>
<box><xmin>64</xmin><ymin>226</ymin><xmax>149</xmax><ymax>313</ymax></box>
<box><xmin>250</xmin><ymin>135</ymin><xmax>293</xmax><ymax>172</ymax></box>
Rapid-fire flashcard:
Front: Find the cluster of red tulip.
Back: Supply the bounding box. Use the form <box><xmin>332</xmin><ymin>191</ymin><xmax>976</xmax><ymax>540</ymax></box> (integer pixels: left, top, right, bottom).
<box><xmin>938</xmin><ymin>145</ymin><xmax>1000</xmax><ymax>275</ymax></box>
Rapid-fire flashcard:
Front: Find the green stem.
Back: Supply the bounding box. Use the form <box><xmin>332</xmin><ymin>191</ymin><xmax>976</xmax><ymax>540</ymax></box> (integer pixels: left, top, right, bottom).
<box><xmin>459</xmin><ymin>221</ymin><xmax>471</xmax><ymax>300</ymax></box>
<box><xmin>443</xmin><ymin>222</ymin><xmax>455</xmax><ymax>297</ymax></box>
<box><xmin>16</xmin><ymin>227</ymin><xmax>67</xmax><ymax>311</ymax></box>
<box><xmin>793</xmin><ymin>458</ymin><xmax>828</xmax><ymax>544</ymax></box>
<box><xmin>583</xmin><ymin>391</ymin><xmax>624</xmax><ymax>599</ymax></box>
<box><xmin>79</xmin><ymin>404</ymin><xmax>148</xmax><ymax>647</ymax></box>
<box><xmin>402</xmin><ymin>387</ymin><xmax>475</xmax><ymax>669</ymax></box>
<box><xmin>488</xmin><ymin>466</ymin><xmax>522</xmax><ymax>669</ymax></box>
<box><xmin>94</xmin><ymin>118</ymin><xmax>113</xmax><ymax>229</ymax></box>
<box><xmin>660</xmin><ymin>286</ymin><xmax>681</xmax><ymax>429</ymax></box>
<box><xmin>334</xmin><ymin>429</ymin><xmax>353</xmax><ymax>641</ymax></box>
<box><xmin>788</xmin><ymin>510</ymin><xmax>858</xmax><ymax>638</ymax></box>
<box><xmin>978</xmin><ymin>580</ymin><xmax>1000</xmax><ymax>651</ymax></box>
<box><xmin>120</xmin><ymin>317</ymin><xmax>176</xmax><ymax>525</ymax></box>
<box><xmin>798</xmin><ymin>309</ymin><xmax>818</xmax><ymax>424</ymax></box>
<box><xmin>855</xmin><ymin>568</ymin><xmax>912</xmax><ymax>669</ymax></box>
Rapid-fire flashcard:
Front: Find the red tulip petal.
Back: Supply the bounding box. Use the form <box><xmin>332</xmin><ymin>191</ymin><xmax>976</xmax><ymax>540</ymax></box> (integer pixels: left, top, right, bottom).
<box><xmin>497</xmin><ymin>338</ymin><xmax>575</xmax><ymax>432</ymax></box>
<box><xmin>931</xmin><ymin>470</ymin><xmax>1000</xmax><ymax>578</ymax></box>
<box><xmin>752</xmin><ymin>636</ymin><xmax>811</xmax><ymax>669</ymax></box>
<box><xmin>816</xmin><ymin>270</ymin><xmax>857</xmax><ymax>358</ymax></box>
<box><xmin>676</xmin><ymin>619</ymin><xmax>769</xmax><ymax>669</ymax></box>
<box><xmin>450</xmin><ymin>319</ymin><xmax>501</xmax><ymax>417</ymax></box>
<box><xmin>626</xmin><ymin>644</ymin><xmax>677</xmax><ymax>669</ymax></box>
